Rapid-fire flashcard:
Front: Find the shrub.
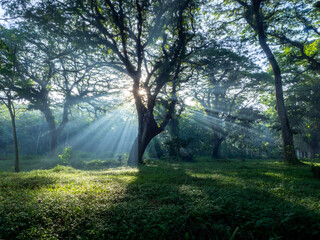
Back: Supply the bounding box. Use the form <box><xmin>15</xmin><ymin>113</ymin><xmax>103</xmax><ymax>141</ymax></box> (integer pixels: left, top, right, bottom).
<box><xmin>58</xmin><ymin>145</ymin><xmax>72</xmax><ymax>165</ymax></box>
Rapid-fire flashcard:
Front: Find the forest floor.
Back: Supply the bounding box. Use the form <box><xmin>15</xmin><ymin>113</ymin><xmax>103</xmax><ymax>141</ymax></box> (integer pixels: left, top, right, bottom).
<box><xmin>0</xmin><ymin>158</ymin><xmax>320</xmax><ymax>239</ymax></box>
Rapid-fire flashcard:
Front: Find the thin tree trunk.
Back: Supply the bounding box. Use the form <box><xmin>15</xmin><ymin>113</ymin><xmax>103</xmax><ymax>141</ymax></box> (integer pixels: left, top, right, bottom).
<box><xmin>7</xmin><ymin>100</ymin><xmax>19</xmax><ymax>172</ymax></box>
<box><xmin>11</xmin><ymin>116</ymin><xmax>19</xmax><ymax>172</ymax></box>
<box><xmin>8</xmin><ymin>47</ymin><xmax>19</xmax><ymax>172</ymax></box>
<box><xmin>36</xmin><ymin>129</ymin><xmax>42</xmax><ymax>153</ymax></box>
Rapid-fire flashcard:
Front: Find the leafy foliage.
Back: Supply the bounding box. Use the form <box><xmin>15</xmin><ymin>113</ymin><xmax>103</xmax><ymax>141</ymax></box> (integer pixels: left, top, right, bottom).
<box><xmin>58</xmin><ymin>145</ymin><xmax>72</xmax><ymax>165</ymax></box>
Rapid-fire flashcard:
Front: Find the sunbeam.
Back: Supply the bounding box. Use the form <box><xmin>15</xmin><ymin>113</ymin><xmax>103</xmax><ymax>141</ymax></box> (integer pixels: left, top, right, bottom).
<box><xmin>65</xmin><ymin>106</ymin><xmax>137</xmax><ymax>158</ymax></box>
<box><xmin>188</xmin><ymin>108</ymin><xmax>273</xmax><ymax>142</ymax></box>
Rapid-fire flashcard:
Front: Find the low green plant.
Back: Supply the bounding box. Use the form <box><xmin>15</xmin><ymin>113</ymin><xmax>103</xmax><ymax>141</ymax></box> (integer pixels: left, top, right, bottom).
<box><xmin>58</xmin><ymin>145</ymin><xmax>72</xmax><ymax>165</ymax></box>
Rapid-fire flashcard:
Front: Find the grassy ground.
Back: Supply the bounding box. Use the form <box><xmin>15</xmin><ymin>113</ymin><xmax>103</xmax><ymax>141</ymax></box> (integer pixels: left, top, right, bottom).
<box><xmin>0</xmin><ymin>153</ymin><xmax>123</xmax><ymax>171</ymax></box>
<box><xmin>0</xmin><ymin>159</ymin><xmax>320</xmax><ymax>239</ymax></box>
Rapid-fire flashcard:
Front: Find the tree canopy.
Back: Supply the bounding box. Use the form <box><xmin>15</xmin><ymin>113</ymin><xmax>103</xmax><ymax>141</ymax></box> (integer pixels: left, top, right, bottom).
<box><xmin>0</xmin><ymin>0</ymin><xmax>319</xmax><ymax>166</ymax></box>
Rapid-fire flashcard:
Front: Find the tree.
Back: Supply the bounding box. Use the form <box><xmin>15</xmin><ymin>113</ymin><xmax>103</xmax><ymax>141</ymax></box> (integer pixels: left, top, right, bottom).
<box><xmin>219</xmin><ymin>0</ymin><xmax>300</xmax><ymax>164</ymax></box>
<box><xmin>10</xmin><ymin>0</ymin><xmax>200</xmax><ymax>165</ymax></box>
<box><xmin>0</xmin><ymin>32</ymin><xmax>20</xmax><ymax>172</ymax></box>
<box><xmin>289</xmin><ymin>80</ymin><xmax>320</xmax><ymax>157</ymax></box>
<box><xmin>258</xmin><ymin>0</ymin><xmax>320</xmax><ymax>158</ymax></box>
<box><xmin>190</xmin><ymin>42</ymin><xmax>265</xmax><ymax>158</ymax></box>
<box><xmin>0</xmin><ymin>25</ymin><xmax>113</xmax><ymax>156</ymax></box>
<box><xmin>277</xmin><ymin>54</ymin><xmax>320</xmax><ymax>158</ymax></box>
<box><xmin>267</xmin><ymin>1</ymin><xmax>320</xmax><ymax>74</ymax></box>
<box><xmin>161</xmin><ymin>96</ymin><xmax>192</xmax><ymax>160</ymax></box>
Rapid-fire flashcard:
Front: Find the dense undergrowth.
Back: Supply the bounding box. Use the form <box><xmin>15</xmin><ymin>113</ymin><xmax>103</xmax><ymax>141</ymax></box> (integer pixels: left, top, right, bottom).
<box><xmin>0</xmin><ymin>159</ymin><xmax>320</xmax><ymax>239</ymax></box>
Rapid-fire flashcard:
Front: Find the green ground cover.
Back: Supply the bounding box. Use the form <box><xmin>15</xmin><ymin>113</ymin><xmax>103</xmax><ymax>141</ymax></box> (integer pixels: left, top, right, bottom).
<box><xmin>0</xmin><ymin>159</ymin><xmax>320</xmax><ymax>239</ymax></box>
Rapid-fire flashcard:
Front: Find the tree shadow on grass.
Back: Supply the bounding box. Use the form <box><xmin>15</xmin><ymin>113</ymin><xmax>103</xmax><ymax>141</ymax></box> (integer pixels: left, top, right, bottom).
<box><xmin>0</xmin><ymin>173</ymin><xmax>58</xmax><ymax>189</ymax></box>
<box><xmin>93</xmin><ymin>162</ymin><xmax>320</xmax><ymax>240</ymax></box>
<box><xmin>1</xmin><ymin>161</ymin><xmax>320</xmax><ymax>240</ymax></box>
<box><xmin>0</xmin><ymin>173</ymin><xmax>59</xmax><ymax>239</ymax></box>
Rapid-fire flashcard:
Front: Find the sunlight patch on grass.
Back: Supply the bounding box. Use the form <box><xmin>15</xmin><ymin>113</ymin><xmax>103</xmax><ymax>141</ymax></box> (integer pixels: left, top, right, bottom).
<box><xmin>263</xmin><ymin>172</ymin><xmax>283</xmax><ymax>179</ymax></box>
<box><xmin>185</xmin><ymin>171</ymin><xmax>245</xmax><ymax>188</ymax></box>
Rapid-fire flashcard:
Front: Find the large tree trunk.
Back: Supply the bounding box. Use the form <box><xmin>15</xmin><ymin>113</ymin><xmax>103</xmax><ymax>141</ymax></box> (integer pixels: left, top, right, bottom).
<box><xmin>42</xmin><ymin>102</ymin><xmax>69</xmax><ymax>157</ymax></box>
<box><xmin>211</xmin><ymin>135</ymin><xmax>223</xmax><ymax>159</ymax></box>
<box><xmin>42</xmin><ymin>106</ymin><xmax>58</xmax><ymax>157</ymax></box>
<box><xmin>251</xmin><ymin>2</ymin><xmax>300</xmax><ymax>165</ymax></box>
<box><xmin>128</xmin><ymin>109</ymin><xmax>162</xmax><ymax>166</ymax></box>
<box><xmin>47</xmin><ymin>123</ymin><xmax>67</xmax><ymax>157</ymax></box>
<box><xmin>49</xmin><ymin>131</ymin><xmax>58</xmax><ymax>157</ymax></box>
